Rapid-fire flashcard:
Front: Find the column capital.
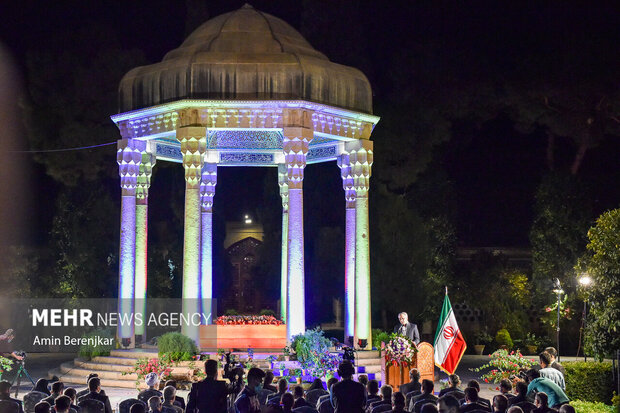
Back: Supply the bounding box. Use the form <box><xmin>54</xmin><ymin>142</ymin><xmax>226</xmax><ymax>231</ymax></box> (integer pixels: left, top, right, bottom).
<box><xmin>277</xmin><ymin>164</ymin><xmax>289</xmax><ymax>211</ymax></box>
<box><xmin>200</xmin><ymin>162</ymin><xmax>217</xmax><ymax>213</ymax></box>
<box><xmin>136</xmin><ymin>152</ymin><xmax>156</xmax><ymax>205</ymax></box>
<box><xmin>117</xmin><ymin>139</ymin><xmax>146</xmax><ymax>196</ymax></box>
<box><xmin>337</xmin><ymin>153</ymin><xmax>356</xmax><ymax>209</ymax></box>
<box><xmin>345</xmin><ymin>140</ymin><xmax>373</xmax><ymax>197</ymax></box>
<box><xmin>177</xmin><ymin>127</ymin><xmax>207</xmax><ymax>189</ymax></box>
<box><xmin>282</xmin><ymin>128</ymin><xmax>312</xmax><ymax>190</ymax></box>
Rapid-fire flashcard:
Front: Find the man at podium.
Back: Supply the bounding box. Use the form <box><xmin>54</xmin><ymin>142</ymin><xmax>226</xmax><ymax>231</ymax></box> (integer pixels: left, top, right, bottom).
<box><xmin>394</xmin><ymin>312</ymin><xmax>420</xmax><ymax>345</ymax></box>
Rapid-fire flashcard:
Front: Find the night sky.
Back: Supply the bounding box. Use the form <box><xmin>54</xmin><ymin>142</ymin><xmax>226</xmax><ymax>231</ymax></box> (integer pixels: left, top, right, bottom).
<box><xmin>2</xmin><ymin>0</ymin><xmax>620</xmax><ymax>249</ymax></box>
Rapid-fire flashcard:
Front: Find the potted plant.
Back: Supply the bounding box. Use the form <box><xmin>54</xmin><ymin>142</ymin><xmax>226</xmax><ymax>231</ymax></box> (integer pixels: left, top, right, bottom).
<box><xmin>495</xmin><ymin>328</ymin><xmax>513</xmax><ymax>350</ymax></box>
<box><xmin>523</xmin><ymin>333</ymin><xmax>541</xmax><ymax>355</ymax></box>
<box><xmin>290</xmin><ymin>368</ymin><xmax>303</xmax><ymax>384</ymax></box>
<box><xmin>474</xmin><ymin>331</ymin><xmax>493</xmax><ymax>355</ymax></box>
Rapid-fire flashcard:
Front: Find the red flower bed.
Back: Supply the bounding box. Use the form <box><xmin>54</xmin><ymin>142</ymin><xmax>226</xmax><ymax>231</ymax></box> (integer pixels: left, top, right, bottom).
<box><xmin>215</xmin><ymin>315</ymin><xmax>283</xmax><ymax>325</ymax></box>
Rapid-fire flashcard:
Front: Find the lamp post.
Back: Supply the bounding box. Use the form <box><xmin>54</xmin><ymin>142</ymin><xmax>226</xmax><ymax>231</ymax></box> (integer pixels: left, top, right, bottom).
<box><xmin>552</xmin><ymin>278</ymin><xmax>564</xmax><ymax>362</ymax></box>
<box><xmin>578</xmin><ymin>274</ymin><xmax>593</xmax><ymax>362</ymax></box>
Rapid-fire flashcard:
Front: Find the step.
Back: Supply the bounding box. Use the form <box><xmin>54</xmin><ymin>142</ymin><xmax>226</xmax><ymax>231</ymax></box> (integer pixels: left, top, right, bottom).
<box><xmin>356</xmin><ymin>358</ymin><xmax>382</xmax><ymax>366</ymax></box>
<box><xmin>75</xmin><ymin>361</ymin><xmax>135</xmax><ymax>373</ymax></box>
<box><xmin>355</xmin><ymin>365</ymin><xmax>381</xmax><ymax>374</ymax></box>
<box><xmin>49</xmin><ymin>369</ymin><xmax>140</xmax><ymax>389</ymax></box>
<box><xmin>355</xmin><ymin>350</ymin><xmax>381</xmax><ymax>359</ymax></box>
<box><xmin>110</xmin><ymin>350</ymin><xmax>159</xmax><ymax>359</ymax></box>
<box><xmin>60</xmin><ymin>362</ymin><xmax>138</xmax><ymax>380</ymax></box>
<box><xmin>92</xmin><ymin>356</ymin><xmax>138</xmax><ymax>366</ymax></box>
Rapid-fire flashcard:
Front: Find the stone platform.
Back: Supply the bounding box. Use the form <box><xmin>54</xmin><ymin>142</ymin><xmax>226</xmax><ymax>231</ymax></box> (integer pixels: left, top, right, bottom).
<box><xmin>49</xmin><ymin>349</ymin><xmax>383</xmax><ymax>389</ymax></box>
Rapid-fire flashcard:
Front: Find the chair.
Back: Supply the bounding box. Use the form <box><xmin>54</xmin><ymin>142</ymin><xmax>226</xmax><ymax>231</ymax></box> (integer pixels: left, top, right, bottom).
<box><xmin>514</xmin><ymin>401</ymin><xmax>536</xmax><ymax>413</ymax></box>
<box><xmin>23</xmin><ymin>392</ymin><xmax>48</xmax><ymax>413</ymax></box>
<box><xmin>118</xmin><ymin>399</ymin><xmax>145</xmax><ymax>413</ymax></box>
<box><xmin>77</xmin><ymin>399</ymin><xmax>104</xmax><ymax>413</ymax></box>
<box><xmin>0</xmin><ymin>400</ymin><xmax>20</xmax><ymax>413</ymax></box>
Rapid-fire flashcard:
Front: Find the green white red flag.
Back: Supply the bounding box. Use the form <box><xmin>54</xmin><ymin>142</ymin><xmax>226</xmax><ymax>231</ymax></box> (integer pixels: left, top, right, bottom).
<box><xmin>434</xmin><ymin>290</ymin><xmax>467</xmax><ymax>374</ymax></box>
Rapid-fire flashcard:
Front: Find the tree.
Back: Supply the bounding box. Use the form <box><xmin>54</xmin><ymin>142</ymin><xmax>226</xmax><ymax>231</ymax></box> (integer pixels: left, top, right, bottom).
<box><xmin>578</xmin><ymin>209</ymin><xmax>620</xmax><ymax>360</ymax></box>
<box><xmin>530</xmin><ymin>172</ymin><xmax>592</xmax><ymax>293</ymax></box>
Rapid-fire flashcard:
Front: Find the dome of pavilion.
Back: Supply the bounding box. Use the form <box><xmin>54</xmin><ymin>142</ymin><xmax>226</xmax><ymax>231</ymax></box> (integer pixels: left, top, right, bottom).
<box><xmin>118</xmin><ymin>4</ymin><xmax>373</xmax><ymax>114</ymax></box>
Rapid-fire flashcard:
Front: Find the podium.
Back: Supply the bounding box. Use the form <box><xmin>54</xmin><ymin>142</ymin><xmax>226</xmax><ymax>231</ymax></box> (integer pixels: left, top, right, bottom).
<box><xmin>381</xmin><ymin>342</ymin><xmax>434</xmax><ymax>390</ymax></box>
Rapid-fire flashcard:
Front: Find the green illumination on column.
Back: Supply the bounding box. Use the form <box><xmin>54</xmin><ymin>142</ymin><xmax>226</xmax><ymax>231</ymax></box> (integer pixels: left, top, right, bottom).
<box><xmin>278</xmin><ymin>164</ymin><xmax>289</xmax><ymax>323</ymax></box>
<box><xmin>134</xmin><ymin>152</ymin><xmax>154</xmax><ymax>337</ymax></box>
<box><xmin>134</xmin><ymin>204</ymin><xmax>147</xmax><ymax>335</ymax></box>
<box><xmin>349</xmin><ymin>140</ymin><xmax>373</xmax><ymax>349</ymax></box>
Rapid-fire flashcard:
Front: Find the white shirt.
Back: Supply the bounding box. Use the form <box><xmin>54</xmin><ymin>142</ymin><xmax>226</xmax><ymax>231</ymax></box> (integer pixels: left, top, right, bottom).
<box><xmin>540</xmin><ymin>367</ymin><xmax>565</xmax><ymax>389</ymax></box>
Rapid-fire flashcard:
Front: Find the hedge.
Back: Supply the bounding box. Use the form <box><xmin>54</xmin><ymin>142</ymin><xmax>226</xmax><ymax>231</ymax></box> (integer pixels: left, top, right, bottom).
<box><xmin>564</xmin><ymin>361</ymin><xmax>614</xmax><ymax>404</ymax></box>
<box><xmin>78</xmin><ymin>329</ymin><xmax>114</xmax><ymax>359</ymax></box>
<box><xmin>157</xmin><ymin>332</ymin><xmax>198</xmax><ymax>361</ymax></box>
<box><xmin>569</xmin><ymin>400</ymin><xmax>615</xmax><ymax>413</ymax></box>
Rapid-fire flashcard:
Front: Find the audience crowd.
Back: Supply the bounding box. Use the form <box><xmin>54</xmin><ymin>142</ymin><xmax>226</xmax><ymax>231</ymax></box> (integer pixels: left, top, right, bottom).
<box><xmin>0</xmin><ymin>347</ymin><xmax>573</xmax><ymax>413</ymax></box>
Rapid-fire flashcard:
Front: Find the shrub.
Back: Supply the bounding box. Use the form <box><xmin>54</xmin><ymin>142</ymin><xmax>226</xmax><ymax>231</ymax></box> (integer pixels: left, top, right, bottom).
<box><xmin>224</xmin><ymin>309</ymin><xmax>239</xmax><ymax>315</ymax></box>
<box><xmin>569</xmin><ymin>400</ymin><xmax>615</xmax><ymax>413</ymax></box>
<box><xmin>372</xmin><ymin>329</ymin><xmax>391</xmax><ymax>349</ymax></box>
<box><xmin>470</xmin><ymin>349</ymin><xmax>536</xmax><ymax>384</ymax></box>
<box><xmin>495</xmin><ymin>329</ymin><xmax>513</xmax><ymax>349</ymax></box>
<box><xmin>259</xmin><ymin>309</ymin><xmax>275</xmax><ymax>317</ymax></box>
<box><xmin>290</xmin><ymin>328</ymin><xmax>341</xmax><ymax>379</ymax></box>
<box><xmin>157</xmin><ymin>332</ymin><xmax>198</xmax><ymax>361</ymax></box>
<box><xmin>78</xmin><ymin>329</ymin><xmax>114</xmax><ymax>359</ymax></box>
<box><xmin>564</xmin><ymin>361</ymin><xmax>614</xmax><ymax>404</ymax></box>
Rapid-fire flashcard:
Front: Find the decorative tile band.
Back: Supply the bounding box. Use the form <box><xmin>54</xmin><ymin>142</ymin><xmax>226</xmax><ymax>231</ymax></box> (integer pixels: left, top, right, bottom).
<box><xmin>155</xmin><ymin>143</ymin><xmax>182</xmax><ymax>161</ymax></box>
<box><xmin>307</xmin><ymin>145</ymin><xmax>337</xmax><ymax>161</ymax></box>
<box><xmin>219</xmin><ymin>152</ymin><xmax>274</xmax><ymax>165</ymax></box>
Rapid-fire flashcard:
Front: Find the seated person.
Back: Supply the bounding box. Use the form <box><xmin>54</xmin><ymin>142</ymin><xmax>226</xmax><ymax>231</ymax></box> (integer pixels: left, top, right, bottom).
<box><xmin>498</xmin><ymin>380</ymin><xmax>515</xmax><ymax>404</ymax></box>
<box><xmin>390</xmin><ymin>392</ymin><xmax>407</xmax><ymax>413</ymax></box>
<box><xmin>162</xmin><ymin>386</ymin><xmax>182</xmax><ymax>413</ymax></box>
<box><xmin>267</xmin><ymin>379</ymin><xmax>289</xmax><ymax>405</ymax></box>
<box><xmin>164</xmin><ymin>381</ymin><xmax>184</xmax><ymax>410</ymax></box>
<box><xmin>464</xmin><ymin>381</ymin><xmax>490</xmax><ymax>410</ymax></box>
<box><xmin>293</xmin><ymin>385</ymin><xmax>309</xmax><ymax>409</ymax></box>
<box><xmin>437</xmin><ymin>395</ymin><xmax>460</xmax><ymax>413</ymax></box>
<box><xmin>34</xmin><ymin>402</ymin><xmax>51</xmax><ymax>413</ymax></box>
<box><xmin>459</xmin><ymin>387</ymin><xmax>491</xmax><ymax>413</ymax></box>
<box><xmin>54</xmin><ymin>396</ymin><xmax>72</xmax><ymax>413</ymax></box>
<box><xmin>317</xmin><ymin>378</ymin><xmax>339</xmax><ymax>413</ymax></box>
<box><xmin>399</xmin><ymin>369</ymin><xmax>421</xmax><ymax>398</ymax></box>
<box><xmin>411</xmin><ymin>380</ymin><xmax>438</xmax><ymax>413</ymax></box>
<box><xmin>263</xmin><ymin>371</ymin><xmax>277</xmax><ymax>393</ymax></box>
<box><xmin>148</xmin><ymin>397</ymin><xmax>162</xmax><ymax>413</ymax></box>
<box><xmin>508</xmin><ymin>382</ymin><xmax>530</xmax><ymax>407</ymax></box>
<box><xmin>0</xmin><ymin>380</ymin><xmax>24</xmax><ymax>413</ymax></box>
<box><xmin>439</xmin><ymin>375</ymin><xmax>464</xmax><ymax>400</ymax></box>
<box><xmin>366</xmin><ymin>380</ymin><xmax>381</xmax><ymax>407</ymax></box>
<box><xmin>506</xmin><ymin>408</ymin><xmax>523</xmax><ymax>413</ymax></box>
<box><xmin>138</xmin><ymin>374</ymin><xmax>162</xmax><ymax>404</ymax></box>
<box><xmin>43</xmin><ymin>382</ymin><xmax>65</xmax><ymax>406</ymax></box>
<box><xmin>531</xmin><ymin>393</ymin><xmax>554</xmax><ymax>413</ymax></box>
<box><xmin>367</xmin><ymin>385</ymin><xmax>392</xmax><ymax>413</ymax></box>
<box><xmin>305</xmin><ymin>379</ymin><xmax>327</xmax><ymax>407</ymax></box>
<box><xmin>558</xmin><ymin>406</ymin><xmax>575</xmax><ymax>413</ymax></box>
<box><xmin>62</xmin><ymin>388</ymin><xmax>80</xmax><ymax>413</ymax></box>
<box><xmin>78</xmin><ymin>377</ymin><xmax>112</xmax><ymax>413</ymax></box>
<box><xmin>492</xmin><ymin>395</ymin><xmax>508</xmax><ymax>413</ymax></box>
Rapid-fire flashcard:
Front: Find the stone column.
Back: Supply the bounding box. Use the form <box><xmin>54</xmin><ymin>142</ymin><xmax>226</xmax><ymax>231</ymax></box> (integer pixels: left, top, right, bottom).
<box><xmin>177</xmin><ymin>127</ymin><xmax>206</xmax><ymax>343</ymax></box>
<box><xmin>338</xmin><ymin>153</ymin><xmax>356</xmax><ymax>346</ymax></box>
<box><xmin>347</xmin><ymin>140</ymin><xmax>373</xmax><ymax>349</ymax></box>
<box><xmin>283</xmin><ymin>126</ymin><xmax>313</xmax><ymax>340</ymax></box>
<box><xmin>200</xmin><ymin>160</ymin><xmax>217</xmax><ymax>324</ymax></box>
<box><xmin>278</xmin><ymin>164</ymin><xmax>289</xmax><ymax>323</ymax></box>
<box><xmin>134</xmin><ymin>151</ymin><xmax>155</xmax><ymax>339</ymax></box>
<box><xmin>117</xmin><ymin>138</ymin><xmax>145</xmax><ymax>344</ymax></box>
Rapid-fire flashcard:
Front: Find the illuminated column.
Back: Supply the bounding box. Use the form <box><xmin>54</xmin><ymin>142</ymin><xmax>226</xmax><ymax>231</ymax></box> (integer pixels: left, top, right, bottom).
<box><xmin>278</xmin><ymin>164</ymin><xmax>289</xmax><ymax>323</ymax></box>
<box><xmin>134</xmin><ymin>151</ymin><xmax>156</xmax><ymax>337</ymax></box>
<box><xmin>348</xmin><ymin>139</ymin><xmax>373</xmax><ymax>349</ymax></box>
<box><xmin>177</xmin><ymin>127</ymin><xmax>206</xmax><ymax>343</ymax></box>
<box><xmin>200</xmin><ymin>160</ymin><xmax>217</xmax><ymax>323</ymax></box>
<box><xmin>283</xmin><ymin>127</ymin><xmax>313</xmax><ymax>339</ymax></box>
<box><xmin>117</xmin><ymin>138</ymin><xmax>145</xmax><ymax>343</ymax></box>
<box><xmin>338</xmin><ymin>154</ymin><xmax>356</xmax><ymax>346</ymax></box>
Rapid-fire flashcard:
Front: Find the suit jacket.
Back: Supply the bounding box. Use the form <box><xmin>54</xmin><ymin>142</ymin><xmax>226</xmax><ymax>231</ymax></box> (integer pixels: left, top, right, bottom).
<box><xmin>331</xmin><ymin>379</ymin><xmax>366</xmax><ymax>413</ymax></box>
<box><xmin>459</xmin><ymin>402</ymin><xmax>490</xmax><ymax>413</ymax></box>
<box><xmin>393</xmin><ymin>323</ymin><xmax>420</xmax><ymax>344</ymax></box>
<box><xmin>78</xmin><ymin>392</ymin><xmax>111</xmax><ymax>413</ymax></box>
<box><xmin>411</xmin><ymin>394</ymin><xmax>438</xmax><ymax>413</ymax></box>
<box><xmin>0</xmin><ymin>395</ymin><xmax>24</xmax><ymax>413</ymax></box>
<box><xmin>186</xmin><ymin>378</ymin><xmax>229</xmax><ymax>413</ymax></box>
<box><xmin>398</xmin><ymin>381</ymin><xmax>421</xmax><ymax>399</ymax></box>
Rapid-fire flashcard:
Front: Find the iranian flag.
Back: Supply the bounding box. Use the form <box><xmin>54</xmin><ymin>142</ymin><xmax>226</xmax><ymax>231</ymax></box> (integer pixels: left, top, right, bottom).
<box><xmin>434</xmin><ymin>291</ymin><xmax>467</xmax><ymax>374</ymax></box>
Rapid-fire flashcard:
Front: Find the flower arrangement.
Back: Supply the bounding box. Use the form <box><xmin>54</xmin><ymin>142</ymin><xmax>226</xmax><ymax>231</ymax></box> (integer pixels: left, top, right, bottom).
<box><xmin>123</xmin><ymin>354</ymin><xmax>174</xmax><ymax>388</ymax></box>
<box><xmin>0</xmin><ymin>356</ymin><xmax>13</xmax><ymax>380</ymax></box>
<box><xmin>215</xmin><ymin>315</ymin><xmax>283</xmax><ymax>325</ymax></box>
<box><xmin>385</xmin><ymin>333</ymin><xmax>417</xmax><ymax>367</ymax></box>
<box><xmin>470</xmin><ymin>349</ymin><xmax>536</xmax><ymax>385</ymax></box>
<box><xmin>288</xmin><ymin>328</ymin><xmax>342</xmax><ymax>379</ymax></box>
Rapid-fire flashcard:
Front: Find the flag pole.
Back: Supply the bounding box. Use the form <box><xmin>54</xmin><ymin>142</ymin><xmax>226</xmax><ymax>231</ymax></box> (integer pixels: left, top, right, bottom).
<box><xmin>445</xmin><ymin>286</ymin><xmax>448</xmax><ymax>295</ymax></box>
